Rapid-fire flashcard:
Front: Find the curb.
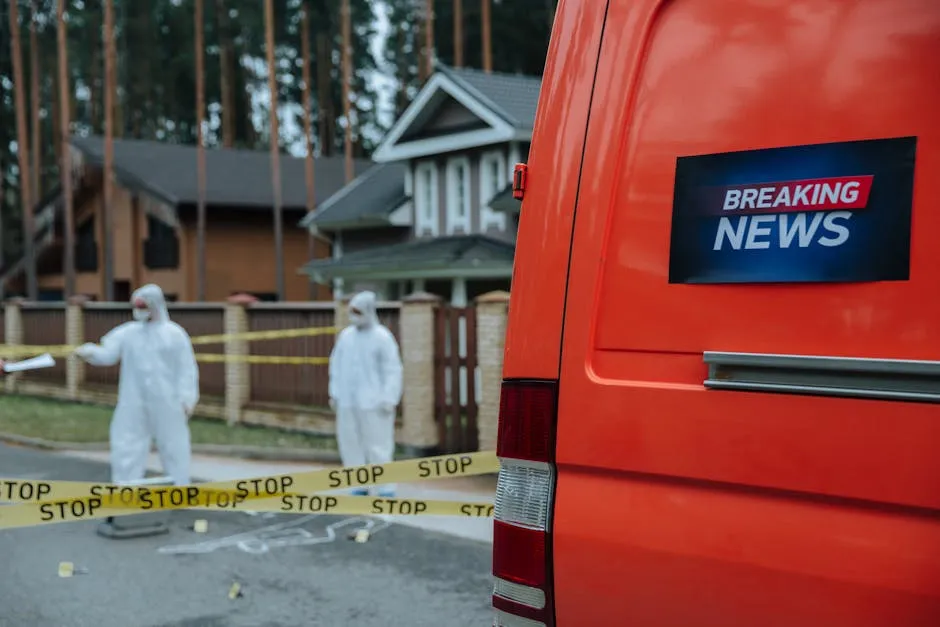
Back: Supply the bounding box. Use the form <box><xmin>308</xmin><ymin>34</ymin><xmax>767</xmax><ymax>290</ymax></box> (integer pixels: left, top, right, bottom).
<box><xmin>0</xmin><ymin>432</ymin><xmax>342</xmax><ymax>464</ymax></box>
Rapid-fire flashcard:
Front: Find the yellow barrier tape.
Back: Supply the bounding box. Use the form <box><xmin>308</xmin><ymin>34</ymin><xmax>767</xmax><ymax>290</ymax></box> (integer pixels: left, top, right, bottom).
<box><xmin>0</xmin><ymin>326</ymin><xmax>338</xmax><ymax>358</ymax></box>
<box><xmin>0</xmin><ymin>495</ymin><xmax>495</xmax><ymax>531</ymax></box>
<box><xmin>0</xmin><ymin>451</ymin><xmax>499</xmax><ymax>530</ymax></box>
<box><xmin>195</xmin><ymin>354</ymin><xmax>330</xmax><ymax>365</ymax></box>
<box><xmin>190</xmin><ymin>326</ymin><xmax>337</xmax><ymax>345</ymax></box>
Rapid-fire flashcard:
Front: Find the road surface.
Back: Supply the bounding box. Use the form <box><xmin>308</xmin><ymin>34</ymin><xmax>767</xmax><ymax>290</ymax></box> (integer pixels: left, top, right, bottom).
<box><xmin>0</xmin><ymin>443</ymin><xmax>494</xmax><ymax>627</ymax></box>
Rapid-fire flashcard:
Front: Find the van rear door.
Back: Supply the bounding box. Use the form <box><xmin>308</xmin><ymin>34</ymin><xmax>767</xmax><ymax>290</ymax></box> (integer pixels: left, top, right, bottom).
<box><xmin>554</xmin><ymin>1</ymin><xmax>940</xmax><ymax>625</ymax></box>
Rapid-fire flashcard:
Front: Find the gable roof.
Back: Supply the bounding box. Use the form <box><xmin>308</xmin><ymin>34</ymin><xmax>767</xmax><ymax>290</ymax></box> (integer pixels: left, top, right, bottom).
<box><xmin>372</xmin><ymin>65</ymin><xmax>542</xmax><ymax>163</ymax></box>
<box><xmin>70</xmin><ymin>135</ymin><xmax>372</xmax><ymax>211</ymax></box>
<box><xmin>436</xmin><ymin>65</ymin><xmax>542</xmax><ymax>129</ymax></box>
<box><xmin>299</xmin><ymin>162</ymin><xmax>409</xmax><ymax>230</ymax></box>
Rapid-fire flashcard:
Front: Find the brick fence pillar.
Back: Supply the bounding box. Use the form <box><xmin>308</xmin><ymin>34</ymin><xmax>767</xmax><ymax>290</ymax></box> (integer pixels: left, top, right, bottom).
<box><xmin>398</xmin><ymin>291</ymin><xmax>442</xmax><ymax>456</ymax></box>
<box><xmin>475</xmin><ymin>290</ymin><xmax>510</xmax><ymax>452</ymax></box>
<box><xmin>3</xmin><ymin>298</ymin><xmax>24</xmax><ymax>393</ymax></box>
<box><xmin>333</xmin><ymin>295</ymin><xmax>351</xmax><ymax>331</ymax></box>
<box><xmin>224</xmin><ymin>293</ymin><xmax>257</xmax><ymax>425</ymax></box>
<box><xmin>65</xmin><ymin>295</ymin><xmax>88</xmax><ymax>399</ymax></box>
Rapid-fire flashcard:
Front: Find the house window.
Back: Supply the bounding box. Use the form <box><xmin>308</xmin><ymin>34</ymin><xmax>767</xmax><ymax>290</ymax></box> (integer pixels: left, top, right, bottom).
<box><xmin>445</xmin><ymin>156</ymin><xmax>472</xmax><ymax>234</ymax></box>
<box><xmin>414</xmin><ymin>161</ymin><xmax>439</xmax><ymax>237</ymax></box>
<box><xmin>75</xmin><ymin>217</ymin><xmax>98</xmax><ymax>272</ymax></box>
<box><xmin>144</xmin><ymin>215</ymin><xmax>180</xmax><ymax>270</ymax></box>
<box><xmin>480</xmin><ymin>150</ymin><xmax>508</xmax><ymax>231</ymax></box>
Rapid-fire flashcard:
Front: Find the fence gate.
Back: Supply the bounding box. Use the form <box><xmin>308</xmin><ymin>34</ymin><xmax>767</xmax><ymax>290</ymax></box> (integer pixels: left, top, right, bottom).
<box><xmin>433</xmin><ymin>305</ymin><xmax>479</xmax><ymax>454</ymax></box>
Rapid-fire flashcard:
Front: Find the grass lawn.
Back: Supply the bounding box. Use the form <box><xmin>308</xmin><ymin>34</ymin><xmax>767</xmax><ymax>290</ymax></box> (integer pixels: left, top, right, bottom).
<box><xmin>0</xmin><ymin>394</ymin><xmax>336</xmax><ymax>450</ymax></box>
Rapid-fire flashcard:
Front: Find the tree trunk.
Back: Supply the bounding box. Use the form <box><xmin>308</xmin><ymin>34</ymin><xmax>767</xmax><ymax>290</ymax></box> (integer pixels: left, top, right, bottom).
<box><xmin>57</xmin><ymin>0</ymin><xmax>75</xmax><ymax>298</ymax></box>
<box><xmin>315</xmin><ymin>30</ymin><xmax>333</xmax><ymax>156</ymax></box>
<box><xmin>195</xmin><ymin>0</ymin><xmax>207</xmax><ymax>301</ymax></box>
<box><xmin>482</xmin><ymin>0</ymin><xmax>492</xmax><ymax>73</ymax></box>
<box><xmin>264</xmin><ymin>0</ymin><xmax>284</xmax><ymax>301</ymax></box>
<box><xmin>421</xmin><ymin>0</ymin><xmax>434</xmax><ymax>81</ymax></box>
<box><xmin>216</xmin><ymin>0</ymin><xmax>235</xmax><ymax>148</ymax></box>
<box><xmin>9</xmin><ymin>0</ymin><xmax>37</xmax><ymax>300</ymax></box>
<box><xmin>301</xmin><ymin>0</ymin><xmax>320</xmax><ymax>298</ymax></box>
<box><xmin>453</xmin><ymin>0</ymin><xmax>463</xmax><ymax>67</ymax></box>
<box><xmin>341</xmin><ymin>0</ymin><xmax>353</xmax><ymax>183</ymax></box>
<box><xmin>103</xmin><ymin>0</ymin><xmax>116</xmax><ymax>301</ymax></box>
<box><xmin>29</xmin><ymin>0</ymin><xmax>40</xmax><ymax>201</ymax></box>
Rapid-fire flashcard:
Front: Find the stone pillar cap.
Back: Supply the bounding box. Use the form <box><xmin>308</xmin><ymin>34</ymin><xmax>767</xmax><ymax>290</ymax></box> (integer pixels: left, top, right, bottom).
<box><xmin>402</xmin><ymin>291</ymin><xmax>443</xmax><ymax>304</ymax></box>
<box><xmin>4</xmin><ymin>297</ymin><xmax>27</xmax><ymax>306</ymax></box>
<box><xmin>227</xmin><ymin>293</ymin><xmax>259</xmax><ymax>305</ymax></box>
<box><xmin>475</xmin><ymin>290</ymin><xmax>511</xmax><ymax>304</ymax></box>
<box><xmin>68</xmin><ymin>294</ymin><xmax>91</xmax><ymax>306</ymax></box>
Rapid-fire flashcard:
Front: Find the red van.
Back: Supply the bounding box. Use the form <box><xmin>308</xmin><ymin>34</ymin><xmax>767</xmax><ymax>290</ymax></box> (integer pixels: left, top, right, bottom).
<box><xmin>492</xmin><ymin>1</ymin><xmax>940</xmax><ymax>626</ymax></box>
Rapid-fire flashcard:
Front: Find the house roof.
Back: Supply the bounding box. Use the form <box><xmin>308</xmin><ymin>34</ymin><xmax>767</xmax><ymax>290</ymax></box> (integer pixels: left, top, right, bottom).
<box><xmin>488</xmin><ymin>183</ymin><xmax>521</xmax><ymax>213</ymax></box>
<box><xmin>372</xmin><ymin>65</ymin><xmax>542</xmax><ymax>163</ymax></box>
<box><xmin>70</xmin><ymin>135</ymin><xmax>372</xmax><ymax>211</ymax></box>
<box><xmin>299</xmin><ymin>162</ymin><xmax>409</xmax><ymax>230</ymax></box>
<box><xmin>301</xmin><ymin>234</ymin><xmax>515</xmax><ymax>282</ymax></box>
<box><xmin>436</xmin><ymin>65</ymin><xmax>542</xmax><ymax>129</ymax></box>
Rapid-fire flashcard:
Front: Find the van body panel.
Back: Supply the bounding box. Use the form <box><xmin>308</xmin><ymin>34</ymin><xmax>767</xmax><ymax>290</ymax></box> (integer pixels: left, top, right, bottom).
<box><xmin>502</xmin><ymin>0</ymin><xmax>609</xmax><ymax>379</ymax></box>
<box><xmin>546</xmin><ymin>0</ymin><xmax>940</xmax><ymax>624</ymax></box>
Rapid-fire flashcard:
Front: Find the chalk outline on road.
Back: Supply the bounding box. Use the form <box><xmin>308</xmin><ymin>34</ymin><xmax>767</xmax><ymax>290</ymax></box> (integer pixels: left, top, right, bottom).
<box><xmin>156</xmin><ymin>512</ymin><xmax>391</xmax><ymax>556</ymax></box>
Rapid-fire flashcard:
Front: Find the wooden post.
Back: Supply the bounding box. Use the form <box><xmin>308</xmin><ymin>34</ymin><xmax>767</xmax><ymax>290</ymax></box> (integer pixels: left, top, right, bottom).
<box><xmin>195</xmin><ymin>0</ymin><xmax>207</xmax><ymax>301</ymax></box>
<box><xmin>481</xmin><ymin>0</ymin><xmax>492</xmax><ymax>73</ymax></box>
<box><xmin>103</xmin><ymin>0</ymin><xmax>116</xmax><ymax>301</ymax></box>
<box><xmin>453</xmin><ymin>0</ymin><xmax>463</xmax><ymax>67</ymax></box>
<box><xmin>264</xmin><ymin>0</ymin><xmax>284</xmax><ymax>301</ymax></box>
<box><xmin>58</xmin><ymin>0</ymin><xmax>75</xmax><ymax>298</ymax></box>
<box><xmin>8</xmin><ymin>0</ymin><xmax>37</xmax><ymax>300</ymax></box>
<box><xmin>341</xmin><ymin>0</ymin><xmax>354</xmax><ymax>184</ymax></box>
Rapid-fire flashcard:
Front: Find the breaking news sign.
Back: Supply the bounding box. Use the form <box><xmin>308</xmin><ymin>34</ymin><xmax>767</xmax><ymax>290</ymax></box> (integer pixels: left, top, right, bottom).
<box><xmin>668</xmin><ymin>137</ymin><xmax>917</xmax><ymax>285</ymax></box>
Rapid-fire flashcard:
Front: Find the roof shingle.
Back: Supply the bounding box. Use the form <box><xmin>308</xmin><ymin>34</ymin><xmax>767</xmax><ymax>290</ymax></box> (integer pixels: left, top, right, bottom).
<box><xmin>437</xmin><ymin>65</ymin><xmax>542</xmax><ymax>129</ymax></box>
<box><xmin>301</xmin><ymin>162</ymin><xmax>408</xmax><ymax>229</ymax></box>
<box><xmin>70</xmin><ymin>135</ymin><xmax>372</xmax><ymax>210</ymax></box>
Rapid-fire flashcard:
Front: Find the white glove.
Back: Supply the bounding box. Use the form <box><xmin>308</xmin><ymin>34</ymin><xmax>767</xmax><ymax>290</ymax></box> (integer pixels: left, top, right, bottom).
<box><xmin>379</xmin><ymin>402</ymin><xmax>395</xmax><ymax>414</ymax></box>
<box><xmin>182</xmin><ymin>403</ymin><xmax>195</xmax><ymax>418</ymax></box>
<box><xmin>73</xmin><ymin>343</ymin><xmax>96</xmax><ymax>361</ymax></box>
<box><xmin>328</xmin><ymin>398</ymin><xmax>337</xmax><ymax>413</ymax></box>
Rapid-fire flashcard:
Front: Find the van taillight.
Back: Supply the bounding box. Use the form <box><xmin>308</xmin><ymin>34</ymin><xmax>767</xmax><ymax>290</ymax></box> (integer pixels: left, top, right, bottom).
<box><xmin>492</xmin><ymin>379</ymin><xmax>558</xmax><ymax>627</ymax></box>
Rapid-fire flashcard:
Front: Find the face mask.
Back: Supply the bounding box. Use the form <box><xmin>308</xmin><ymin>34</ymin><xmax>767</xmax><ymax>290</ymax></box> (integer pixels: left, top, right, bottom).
<box><xmin>349</xmin><ymin>312</ymin><xmax>366</xmax><ymax>328</ymax></box>
<box><xmin>133</xmin><ymin>308</ymin><xmax>151</xmax><ymax>322</ymax></box>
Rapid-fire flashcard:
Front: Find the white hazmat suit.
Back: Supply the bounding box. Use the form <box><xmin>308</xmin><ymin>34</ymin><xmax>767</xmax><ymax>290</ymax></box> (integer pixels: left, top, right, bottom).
<box><xmin>329</xmin><ymin>291</ymin><xmax>403</xmax><ymax>496</ymax></box>
<box><xmin>75</xmin><ymin>284</ymin><xmax>199</xmax><ymax>486</ymax></box>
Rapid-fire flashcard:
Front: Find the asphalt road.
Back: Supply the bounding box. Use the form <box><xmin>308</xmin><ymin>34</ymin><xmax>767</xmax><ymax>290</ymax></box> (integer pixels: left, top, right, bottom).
<box><xmin>0</xmin><ymin>443</ymin><xmax>495</xmax><ymax>627</ymax></box>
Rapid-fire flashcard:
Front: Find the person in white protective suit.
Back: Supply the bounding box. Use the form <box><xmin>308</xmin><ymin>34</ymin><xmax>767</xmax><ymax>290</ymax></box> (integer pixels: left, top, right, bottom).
<box><xmin>74</xmin><ymin>284</ymin><xmax>199</xmax><ymax>487</ymax></box>
<box><xmin>329</xmin><ymin>290</ymin><xmax>403</xmax><ymax>497</ymax></box>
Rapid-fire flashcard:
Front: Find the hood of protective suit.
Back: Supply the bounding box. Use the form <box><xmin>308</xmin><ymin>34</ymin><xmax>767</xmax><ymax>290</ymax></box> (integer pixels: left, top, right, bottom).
<box><xmin>348</xmin><ymin>291</ymin><xmax>379</xmax><ymax>329</ymax></box>
<box><xmin>132</xmin><ymin>284</ymin><xmax>171</xmax><ymax>323</ymax></box>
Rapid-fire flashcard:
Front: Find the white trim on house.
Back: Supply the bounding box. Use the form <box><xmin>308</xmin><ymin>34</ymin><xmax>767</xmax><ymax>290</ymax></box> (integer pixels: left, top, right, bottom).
<box><xmin>414</xmin><ymin>161</ymin><xmax>440</xmax><ymax>237</ymax></box>
<box><xmin>479</xmin><ymin>150</ymin><xmax>508</xmax><ymax>231</ymax></box>
<box><xmin>388</xmin><ymin>199</ymin><xmax>413</xmax><ymax>226</ymax></box>
<box><xmin>332</xmin><ymin>231</ymin><xmax>345</xmax><ymax>298</ymax></box>
<box><xmin>373</xmin><ymin>73</ymin><xmax>518</xmax><ymax>163</ymax></box>
<box><xmin>376</xmin><ymin>128</ymin><xmax>514</xmax><ymax>163</ymax></box>
<box><xmin>445</xmin><ymin>156</ymin><xmax>472</xmax><ymax>235</ymax></box>
<box><xmin>509</xmin><ymin>141</ymin><xmax>522</xmax><ymax>172</ymax></box>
